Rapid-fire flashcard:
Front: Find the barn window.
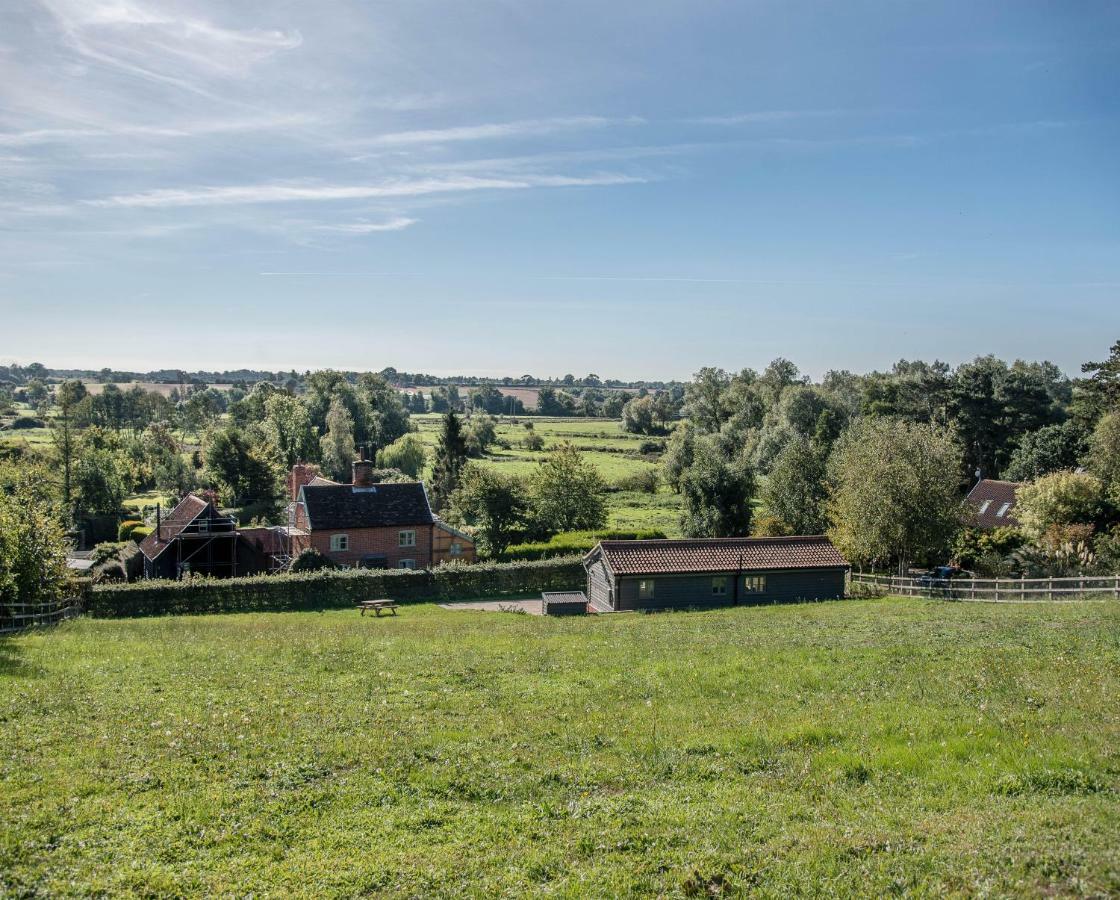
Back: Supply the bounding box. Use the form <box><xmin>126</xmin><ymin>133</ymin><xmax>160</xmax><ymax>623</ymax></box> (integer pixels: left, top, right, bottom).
<box><xmin>712</xmin><ymin>577</ymin><xmax>728</xmax><ymax>596</ymax></box>
<box><xmin>743</xmin><ymin>575</ymin><xmax>766</xmax><ymax>593</ymax></box>
<box><xmin>330</xmin><ymin>534</ymin><xmax>349</xmax><ymax>552</ymax></box>
<box><xmin>638</xmin><ymin>579</ymin><xmax>655</xmax><ymax>600</ymax></box>
<box><xmin>450</xmin><ymin>542</ymin><xmax>462</xmax><ymax>557</ymax></box>
<box><xmin>399</xmin><ymin>529</ymin><xmax>416</xmax><ymax>547</ymax></box>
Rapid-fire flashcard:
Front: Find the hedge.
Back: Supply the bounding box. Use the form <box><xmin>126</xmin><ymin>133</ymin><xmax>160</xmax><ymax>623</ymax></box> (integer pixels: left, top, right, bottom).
<box><xmin>503</xmin><ymin>529</ymin><xmax>666</xmax><ymax>562</ymax></box>
<box><xmin>89</xmin><ymin>556</ymin><xmax>585</xmax><ymax>618</ymax></box>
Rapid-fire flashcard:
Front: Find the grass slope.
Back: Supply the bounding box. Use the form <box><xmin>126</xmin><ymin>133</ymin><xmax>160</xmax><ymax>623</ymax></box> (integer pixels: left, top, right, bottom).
<box><xmin>3</xmin><ymin>598</ymin><xmax>1119</xmax><ymax>897</ymax></box>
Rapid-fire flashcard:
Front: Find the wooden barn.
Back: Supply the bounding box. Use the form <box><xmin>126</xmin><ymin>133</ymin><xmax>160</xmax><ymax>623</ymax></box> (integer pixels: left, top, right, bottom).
<box><xmin>583</xmin><ymin>536</ymin><xmax>849</xmax><ymax>612</ymax></box>
<box><xmin>138</xmin><ymin>494</ymin><xmax>239</xmax><ymax>580</ymax></box>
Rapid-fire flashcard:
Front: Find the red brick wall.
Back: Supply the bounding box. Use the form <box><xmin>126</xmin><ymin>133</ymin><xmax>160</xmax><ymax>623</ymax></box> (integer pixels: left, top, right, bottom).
<box><xmin>309</xmin><ymin>524</ymin><xmax>434</xmax><ymax>569</ymax></box>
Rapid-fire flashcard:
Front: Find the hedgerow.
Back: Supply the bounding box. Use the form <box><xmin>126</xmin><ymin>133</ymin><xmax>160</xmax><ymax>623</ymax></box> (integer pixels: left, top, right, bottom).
<box><xmin>89</xmin><ymin>556</ymin><xmax>585</xmax><ymax>618</ymax></box>
<box><xmin>502</xmin><ymin>529</ymin><xmax>666</xmax><ymax>562</ymax></box>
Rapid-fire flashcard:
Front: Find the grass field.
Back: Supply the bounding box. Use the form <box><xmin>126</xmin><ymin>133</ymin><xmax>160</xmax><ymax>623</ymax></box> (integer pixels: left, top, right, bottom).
<box><xmin>3</xmin><ymin>597</ymin><xmax>1118</xmax><ymax>896</ymax></box>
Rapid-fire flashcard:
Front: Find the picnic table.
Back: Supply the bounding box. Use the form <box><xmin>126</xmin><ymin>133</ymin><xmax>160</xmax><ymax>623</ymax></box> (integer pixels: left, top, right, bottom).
<box><xmin>357</xmin><ymin>600</ymin><xmax>399</xmax><ymax>617</ymax></box>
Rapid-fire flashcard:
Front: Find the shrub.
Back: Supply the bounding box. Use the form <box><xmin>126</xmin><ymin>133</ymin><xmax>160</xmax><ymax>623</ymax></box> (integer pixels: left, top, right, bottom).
<box><xmin>639</xmin><ymin>439</ymin><xmax>666</xmax><ymax>455</ymax></box>
<box><xmin>613</xmin><ymin>469</ymin><xmax>659</xmax><ymax>494</ymax></box>
<box><xmin>290</xmin><ymin>548</ymin><xmax>334</xmax><ymax>573</ymax></box>
<box><xmin>92</xmin><ymin>542</ymin><xmax>127</xmax><ymax>566</ymax></box>
<box><xmin>10</xmin><ymin>416</ymin><xmax>44</xmax><ymax>429</ymax></box>
<box><xmin>117</xmin><ymin>519</ymin><xmax>143</xmax><ymax>542</ymax></box>
<box><xmin>130</xmin><ymin>525</ymin><xmax>153</xmax><ymax>543</ymax></box>
<box><xmin>503</xmin><ymin>529</ymin><xmax>667</xmax><ymax>561</ymax></box>
<box><xmin>523</xmin><ymin>432</ymin><xmax>545</xmax><ymax>451</ymax></box>
<box><xmin>88</xmin><ymin>556</ymin><xmax>586</xmax><ymax>618</ymax></box>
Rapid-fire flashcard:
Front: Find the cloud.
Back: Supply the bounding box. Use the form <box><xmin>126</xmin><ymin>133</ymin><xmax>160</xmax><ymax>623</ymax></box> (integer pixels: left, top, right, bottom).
<box><xmin>0</xmin><ymin>114</ymin><xmax>319</xmax><ymax>146</ymax></box>
<box><xmin>88</xmin><ymin>173</ymin><xmax>646</xmax><ymax>208</ymax></box>
<box><xmin>689</xmin><ymin>109</ymin><xmax>855</xmax><ymax>125</ymax></box>
<box><xmin>360</xmin><ymin>116</ymin><xmax>631</xmax><ymax>147</ymax></box>
<box><xmin>313</xmin><ymin>217</ymin><xmax>418</xmax><ymax>233</ymax></box>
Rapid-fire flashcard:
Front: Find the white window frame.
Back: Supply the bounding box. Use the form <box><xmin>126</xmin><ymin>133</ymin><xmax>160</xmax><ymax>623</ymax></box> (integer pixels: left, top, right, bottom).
<box><xmin>330</xmin><ymin>534</ymin><xmax>349</xmax><ymax>552</ymax></box>
<box><xmin>638</xmin><ymin>579</ymin><xmax>655</xmax><ymax>600</ymax></box>
<box><xmin>744</xmin><ymin>575</ymin><xmax>766</xmax><ymax>593</ymax></box>
<box><xmin>398</xmin><ymin>559</ymin><xmax>416</xmax><ymax>570</ymax></box>
<box><xmin>399</xmin><ymin>529</ymin><xmax>417</xmax><ymax>548</ymax></box>
<box><xmin>712</xmin><ymin>577</ymin><xmax>728</xmax><ymax>596</ymax></box>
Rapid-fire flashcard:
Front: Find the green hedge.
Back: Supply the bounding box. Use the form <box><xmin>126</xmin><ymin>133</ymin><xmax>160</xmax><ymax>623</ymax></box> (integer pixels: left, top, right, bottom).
<box><xmin>89</xmin><ymin>557</ymin><xmax>585</xmax><ymax>618</ymax></box>
<box><xmin>503</xmin><ymin>529</ymin><xmax>666</xmax><ymax>562</ymax></box>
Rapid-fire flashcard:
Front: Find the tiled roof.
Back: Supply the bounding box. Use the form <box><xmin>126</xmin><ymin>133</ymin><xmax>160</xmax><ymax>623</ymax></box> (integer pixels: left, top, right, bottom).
<box><xmin>966</xmin><ymin>479</ymin><xmax>1021</xmax><ymax>528</ymax></box>
<box><xmin>300</xmin><ymin>482</ymin><xmax>434</xmax><ymax>530</ymax></box>
<box><xmin>591</xmin><ymin>536</ymin><xmax>848</xmax><ymax>575</ymax></box>
<box><xmin>139</xmin><ymin>494</ymin><xmax>209</xmax><ymax>560</ymax></box>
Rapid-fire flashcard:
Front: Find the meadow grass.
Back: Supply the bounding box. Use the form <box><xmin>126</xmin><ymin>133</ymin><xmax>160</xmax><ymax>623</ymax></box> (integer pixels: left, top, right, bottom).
<box><xmin>2</xmin><ymin>597</ymin><xmax>1118</xmax><ymax>897</ymax></box>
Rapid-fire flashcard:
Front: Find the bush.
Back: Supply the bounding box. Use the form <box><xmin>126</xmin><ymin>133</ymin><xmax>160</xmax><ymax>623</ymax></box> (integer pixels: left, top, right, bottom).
<box><xmin>290</xmin><ymin>548</ymin><xmax>334</xmax><ymax>573</ymax></box>
<box><xmin>639</xmin><ymin>439</ymin><xmax>666</xmax><ymax>455</ymax></box>
<box><xmin>10</xmin><ymin>416</ymin><xmax>44</xmax><ymax>429</ymax></box>
<box><xmin>92</xmin><ymin>542</ymin><xmax>127</xmax><ymax>566</ymax></box>
<box><xmin>523</xmin><ymin>432</ymin><xmax>545</xmax><ymax>451</ymax></box>
<box><xmin>130</xmin><ymin>525</ymin><xmax>153</xmax><ymax>543</ymax></box>
<box><xmin>613</xmin><ymin>470</ymin><xmax>659</xmax><ymax>494</ymax></box>
<box><xmin>503</xmin><ymin>529</ymin><xmax>667</xmax><ymax>561</ymax></box>
<box><xmin>118</xmin><ymin>519</ymin><xmax>143</xmax><ymax>542</ymax></box>
<box><xmin>88</xmin><ymin>557</ymin><xmax>586</xmax><ymax>618</ymax></box>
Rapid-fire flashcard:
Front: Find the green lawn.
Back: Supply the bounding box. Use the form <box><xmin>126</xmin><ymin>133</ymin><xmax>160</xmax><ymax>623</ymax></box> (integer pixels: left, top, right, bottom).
<box><xmin>3</xmin><ymin>598</ymin><xmax>1118</xmax><ymax>896</ymax></box>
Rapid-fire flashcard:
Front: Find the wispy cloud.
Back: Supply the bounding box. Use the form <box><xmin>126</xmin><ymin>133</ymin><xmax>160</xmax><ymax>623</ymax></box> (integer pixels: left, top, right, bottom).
<box><xmin>312</xmin><ymin>217</ymin><xmax>418</xmax><ymax>233</ymax></box>
<box><xmin>0</xmin><ymin>114</ymin><xmax>319</xmax><ymax>146</ymax></box>
<box><xmin>88</xmin><ymin>173</ymin><xmax>646</xmax><ymax>208</ymax></box>
<box><xmin>359</xmin><ymin>116</ymin><xmax>635</xmax><ymax>147</ymax></box>
<box><xmin>689</xmin><ymin>109</ymin><xmax>855</xmax><ymax>126</ymax></box>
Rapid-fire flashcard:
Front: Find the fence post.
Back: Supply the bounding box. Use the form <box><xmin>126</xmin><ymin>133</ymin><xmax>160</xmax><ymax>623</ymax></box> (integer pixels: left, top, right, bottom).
<box><xmin>1048</xmin><ymin>576</ymin><xmax>1054</xmax><ymax>602</ymax></box>
<box><xmin>1021</xmin><ymin>576</ymin><xmax>1025</xmax><ymax>603</ymax></box>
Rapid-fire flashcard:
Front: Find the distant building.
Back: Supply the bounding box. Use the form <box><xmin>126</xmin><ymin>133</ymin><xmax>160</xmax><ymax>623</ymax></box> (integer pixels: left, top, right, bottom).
<box><xmin>966</xmin><ymin>479</ymin><xmax>1021</xmax><ymax>529</ymax></box>
<box><xmin>583</xmin><ymin>536</ymin><xmax>848</xmax><ymax>612</ymax></box>
<box><xmin>290</xmin><ymin>460</ymin><xmax>475</xmax><ymax>569</ymax></box>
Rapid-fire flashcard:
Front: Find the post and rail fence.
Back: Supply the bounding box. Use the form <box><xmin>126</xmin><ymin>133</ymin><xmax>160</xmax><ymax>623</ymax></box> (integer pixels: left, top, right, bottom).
<box><xmin>850</xmin><ymin>572</ymin><xmax>1120</xmax><ymax>602</ymax></box>
<box><xmin>1</xmin><ymin>594</ymin><xmax>85</xmax><ymax>635</ymax></box>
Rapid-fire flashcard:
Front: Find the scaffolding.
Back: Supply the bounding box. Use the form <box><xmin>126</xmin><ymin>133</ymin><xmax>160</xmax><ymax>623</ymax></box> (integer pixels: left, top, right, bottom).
<box><xmin>172</xmin><ymin>512</ymin><xmax>238</xmax><ymax>579</ymax></box>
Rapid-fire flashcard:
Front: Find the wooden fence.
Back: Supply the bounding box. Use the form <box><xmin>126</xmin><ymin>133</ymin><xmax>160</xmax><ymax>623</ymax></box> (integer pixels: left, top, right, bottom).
<box><xmin>0</xmin><ymin>595</ymin><xmax>84</xmax><ymax>635</ymax></box>
<box><xmin>850</xmin><ymin>572</ymin><xmax>1120</xmax><ymax>602</ymax></box>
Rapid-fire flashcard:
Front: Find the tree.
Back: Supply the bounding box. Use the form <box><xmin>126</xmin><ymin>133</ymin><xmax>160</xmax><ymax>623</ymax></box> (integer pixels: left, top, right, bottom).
<box><xmin>465</xmin><ymin>414</ymin><xmax>498</xmax><ymax>457</ymax></box>
<box><xmin>661</xmin><ymin>422</ymin><xmax>697</xmax><ymax>492</ymax></box>
<box><xmin>1076</xmin><ymin>339</ymin><xmax>1120</xmax><ymax>421</ymax></box>
<box><xmin>430</xmin><ymin>411</ymin><xmax>469</xmax><ymax>512</ymax></box>
<box><xmin>949</xmin><ymin>356</ymin><xmax>1008</xmax><ymax>479</ymax></box>
<box><xmin>0</xmin><ymin>481</ymin><xmax>71</xmax><ymax>615</ymax></box>
<box><xmin>1002</xmin><ymin>421</ymin><xmax>1089</xmax><ymax>482</ymax></box>
<box><xmin>450</xmin><ymin>464</ymin><xmax>528</xmax><ymax>556</ymax></box>
<box><xmin>828</xmin><ymin>418</ymin><xmax>965</xmax><ymax>573</ymax></box>
<box><xmin>263</xmin><ymin>393</ymin><xmax>317</xmax><ymax>468</ymax></box>
<box><xmin>683</xmin><ymin>367</ymin><xmax>731</xmax><ymax>433</ymax></box>
<box><xmin>528</xmin><ymin>444</ymin><xmax>607</xmax><ymax>534</ymax></box>
<box><xmin>678</xmin><ymin>435</ymin><xmax>756</xmax><ymax>538</ymax></box>
<box><xmin>621</xmin><ymin>395</ymin><xmax>658</xmax><ymax>435</ymax></box>
<box><xmin>376</xmin><ymin>434</ymin><xmax>427</xmax><ymax>479</ymax></box>
<box><xmin>204</xmin><ymin>426</ymin><xmax>282</xmax><ymax>506</ymax></box>
<box><xmin>51</xmin><ymin>379</ymin><xmax>87</xmax><ymax>512</ymax></box>
<box><xmin>1089</xmin><ymin>411</ymin><xmax>1120</xmax><ymax>503</ymax></box>
<box><xmin>358</xmin><ymin>372</ymin><xmax>411</xmax><ymax>453</ymax></box>
<box><xmin>761</xmin><ymin>438</ymin><xmax>829</xmax><ymax>535</ymax></box>
<box><xmin>1016</xmin><ymin>470</ymin><xmax>1105</xmax><ymax>539</ymax></box>
<box><xmin>319</xmin><ymin>399</ymin><xmax>357</xmax><ymax>482</ymax></box>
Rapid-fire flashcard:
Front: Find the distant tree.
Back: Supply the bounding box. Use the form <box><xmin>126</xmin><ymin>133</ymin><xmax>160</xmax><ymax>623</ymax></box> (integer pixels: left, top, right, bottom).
<box><xmin>523</xmin><ymin>431</ymin><xmax>545</xmax><ymax>451</ymax></box>
<box><xmin>465</xmin><ymin>414</ymin><xmax>498</xmax><ymax>457</ymax></box>
<box><xmin>828</xmin><ymin>418</ymin><xmax>965</xmax><ymax>574</ymax></box>
<box><xmin>73</xmin><ymin>444</ymin><xmax>130</xmax><ymax>517</ymax></box>
<box><xmin>358</xmin><ymin>372</ymin><xmax>410</xmax><ymax>453</ymax></box>
<box><xmin>661</xmin><ymin>422</ymin><xmax>697</xmax><ymax>492</ymax></box>
<box><xmin>376</xmin><ymin>434</ymin><xmax>427</xmax><ymax>479</ymax></box>
<box><xmin>1089</xmin><ymin>411</ymin><xmax>1120</xmax><ymax>503</ymax></box>
<box><xmin>468</xmin><ymin>384</ymin><xmax>505</xmax><ymax>414</ymax></box>
<box><xmin>430</xmin><ymin>411</ymin><xmax>469</xmax><ymax>512</ymax></box>
<box><xmin>450</xmin><ymin>464</ymin><xmax>528</xmax><ymax>556</ymax></box>
<box><xmin>0</xmin><ymin>482</ymin><xmax>71</xmax><ymax>614</ymax></box>
<box><xmin>1002</xmin><ymin>421</ymin><xmax>1089</xmax><ymax>482</ymax></box>
<box><xmin>204</xmin><ymin>425</ymin><xmax>282</xmax><ymax>506</ymax></box>
<box><xmin>621</xmin><ymin>395</ymin><xmax>658</xmax><ymax>435</ymax></box>
<box><xmin>949</xmin><ymin>356</ymin><xmax>1007</xmax><ymax>479</ymax></box>
<box><xmin>535</xmin><ymin>387</ymin><xmax>577</xmax><ymax>417</ymax></box>
<box><xmin>683</xmin><ymin>367</ymin><xmax>731</xmax><ymax>433</ymax></box>
<box><xmin>304</xmin><ymin>370</ymin><xmax>372</xmax><ymax>445</ymax></box>
<box><xmin>319</xmin><ymin>399</ymin><xmax>357</xmax><ymax>482</ymax></box>
<box><xmin>1076</xmin><ymin>339</ymin><xmax>1120</xmax><ymax>421</ymax></box>
<box><xmin>25</xmin><ymin>378</ymin><xmax>49</xmax><ymax>412</ymax></box>
<box><xmin>1016</xmin><ymin>470</ymin><xmax>1105</xmax><ymax>540</ymax></box>
<box><xmin>678</xmin><ymin>435</ymin><xmax>756</xmax><ymax>538</ymax></box>
<box><xmin>761</xmin><ymin>438</ymin><xmax>829</xmax><ymax>535</ymax></box>
<box><xmin>528</xmin><ymin>444</ymin><xmax>607</xmax><ymax>534</ymax></box>
<box><xmin>50</xmin><ymin>379</ymin><xmax>87</xmax><ymax>512</ymax></box>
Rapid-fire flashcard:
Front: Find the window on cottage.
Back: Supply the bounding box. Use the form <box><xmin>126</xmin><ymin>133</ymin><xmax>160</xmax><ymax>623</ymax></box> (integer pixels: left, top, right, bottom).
<box><xmin>712</xmin><ymin>577</ymin><xmax>728</xmax><ymax>596</ymax></box>
<box><xmin>744</xmin><ymin>575</ymin><xmax>766</xmax><ymax>593</ymax></box>
<box><xmin>399</xmin><ymin>529</ymin><xmax>416</xmax><ymax>548</ymax></box>
<box><xmin>398</xmin><ymin>559</ymin><xmax>416</xmax><ymax>570</ymax></box>
<box><xmin>638</xmin><ymin>579</ymin><xmax>655</xmax><ymax>600</ymax></box>
<box><xmin>450</xmin><ymin>542</ymin><xmax>462</xmax><ymax>557</ymax></box>
<box><xmin>330</xmin><ymin>534</ymin><xmax>349</xmax><ymax>552</ymax></box>
<box><xmin>996</xmin><ymin>503</ymin><xmax>1011</xmax><ymax>518</ymax></box>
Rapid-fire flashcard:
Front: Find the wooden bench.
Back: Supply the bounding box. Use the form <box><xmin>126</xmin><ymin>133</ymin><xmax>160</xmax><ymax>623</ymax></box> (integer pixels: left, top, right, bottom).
<box><xmin>357</xmin><ymin>600</ymin><xmax>399</xmax><ymax>617</ymax></box>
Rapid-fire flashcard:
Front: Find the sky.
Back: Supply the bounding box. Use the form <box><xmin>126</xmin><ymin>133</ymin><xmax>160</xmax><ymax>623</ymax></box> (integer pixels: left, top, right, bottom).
<box><xmin>0</xmin><ymin>0</ymin><xmax>1117</xmax><ymax>381</ymax></box>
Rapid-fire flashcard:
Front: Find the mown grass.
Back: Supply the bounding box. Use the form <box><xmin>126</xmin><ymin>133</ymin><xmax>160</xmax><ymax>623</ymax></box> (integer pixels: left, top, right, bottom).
<box><xmin>3</xmin><ymin>598</ymin><xmax>1119</xmax><ymax>897</ymax></box>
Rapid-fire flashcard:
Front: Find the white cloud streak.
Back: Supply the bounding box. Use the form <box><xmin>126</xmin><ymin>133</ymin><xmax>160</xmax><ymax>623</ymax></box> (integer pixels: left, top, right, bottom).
<box><xmin>312</xmin><ymin>217</ymin><xmax>418</xmax><ymax>233</ymax></box>
<box><xmin>360</xmin><ymin>116</ymin><xmax>632</xmax><ymax>147</ymax></box>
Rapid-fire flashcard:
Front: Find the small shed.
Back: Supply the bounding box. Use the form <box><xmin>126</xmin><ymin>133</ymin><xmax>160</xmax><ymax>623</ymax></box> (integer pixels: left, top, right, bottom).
<box><xmin>541</xmin><ymin>591</ymin><xmax>589</xmax><ymax>616</ymax></box>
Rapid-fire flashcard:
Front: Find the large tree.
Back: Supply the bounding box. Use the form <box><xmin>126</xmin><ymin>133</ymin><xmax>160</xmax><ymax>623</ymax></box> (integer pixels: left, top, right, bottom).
<box><xmin>204</xmin><ymin>425</ymin><xmax>282</xmax><ymax>506</ymax></box>
<box><xmin>1002</xmin><ymin>421</ymin><xmax>1088</xmax><ymax>482</ymax></box>
<box><xmin>1089</xmin><ymin>411</ymin><xmax>1120</xmax><ymax>503</ymax></box>
<box><xmin>263</xmin><ymin>393</ymin><xmax>317</xmax><ymax>468</ymax></box>
<box><xmin>450</xmin><ymin>464</ymin><xmax>528</xmax><ymax>556</ymax></box>
<box><xmin>0</xmin><ymin>480</ymin><xmax>71</xmax><ymax>616</ymax></box>
<box><xmin>1015</xmin><ymin>470</ymin><xmax>1105</xmax><ymax>539</ymax></box>
<box><xmin>828</xmin><ymin>418</ymin><xmax>965</xmax><ymax>573</ymax></box>
<box><xmin>358</xmin><ymin>372</ymin><xmax>411</xmax><ymax>453</ymax></box>
<box><xmin>319</xmin><ymin>399</ymin><xmax>357</xmax><ymax>482</ymax></box>
<box><xmin>376</xmin><ymin>434</ymin><xmax>427</xmax><ymax>479</ymax></box>
<box><xmin>678</xmin><ymin>435</ymin><xmax>756</xmax><ymax>538</ymax></box>
<box><xmin>761</xmin><ymin>438</ymin><xmax>829</xmax><ymax>535</ymax></box>
<box><xmin>528</xmin><ymin>443</ymin><xmax>607</xmax><ymax>535</ymax></box>
<box><xmin>429</xmin><ymin>411</ymin><xmax>469</xmax><ymax>512</ymax></box>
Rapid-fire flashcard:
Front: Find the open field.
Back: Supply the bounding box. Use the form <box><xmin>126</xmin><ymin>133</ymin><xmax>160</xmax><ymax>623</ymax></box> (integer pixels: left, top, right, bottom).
<box><xmin>3</xmin><ymin>597</ymin><xmax>1118</xmax><ymax>896</ymax></box>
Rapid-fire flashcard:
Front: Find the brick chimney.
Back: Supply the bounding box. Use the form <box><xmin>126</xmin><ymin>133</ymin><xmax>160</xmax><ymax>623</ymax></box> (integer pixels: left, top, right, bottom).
<box><xmin>352</xmin><ymin>458</ymin><xmax>374</xmax><ymax>487</ymax></box>
<box><xmin>288</xmin><ymin>463</ymin><xmax>319</xmax><ymax>500</ymax></box>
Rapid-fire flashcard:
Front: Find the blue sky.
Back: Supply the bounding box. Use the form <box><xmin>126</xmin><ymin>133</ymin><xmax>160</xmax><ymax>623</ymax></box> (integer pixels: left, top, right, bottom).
<box><xmin>0</xmin><ymin>0</ymin><xmax>1117</xmax><ymax>380</ymax></box>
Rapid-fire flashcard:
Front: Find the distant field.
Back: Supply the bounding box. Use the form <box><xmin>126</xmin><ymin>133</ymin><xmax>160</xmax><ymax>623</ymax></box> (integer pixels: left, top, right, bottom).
<box><xmin>3</xmin><ymin>597</ymin><xmax>1118</xmax><ymax>896</ymax></box>
<box><xmin>81</xmin><ymin>381</ymin><xmax>227</xmax><ymax>397</ymax></box>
